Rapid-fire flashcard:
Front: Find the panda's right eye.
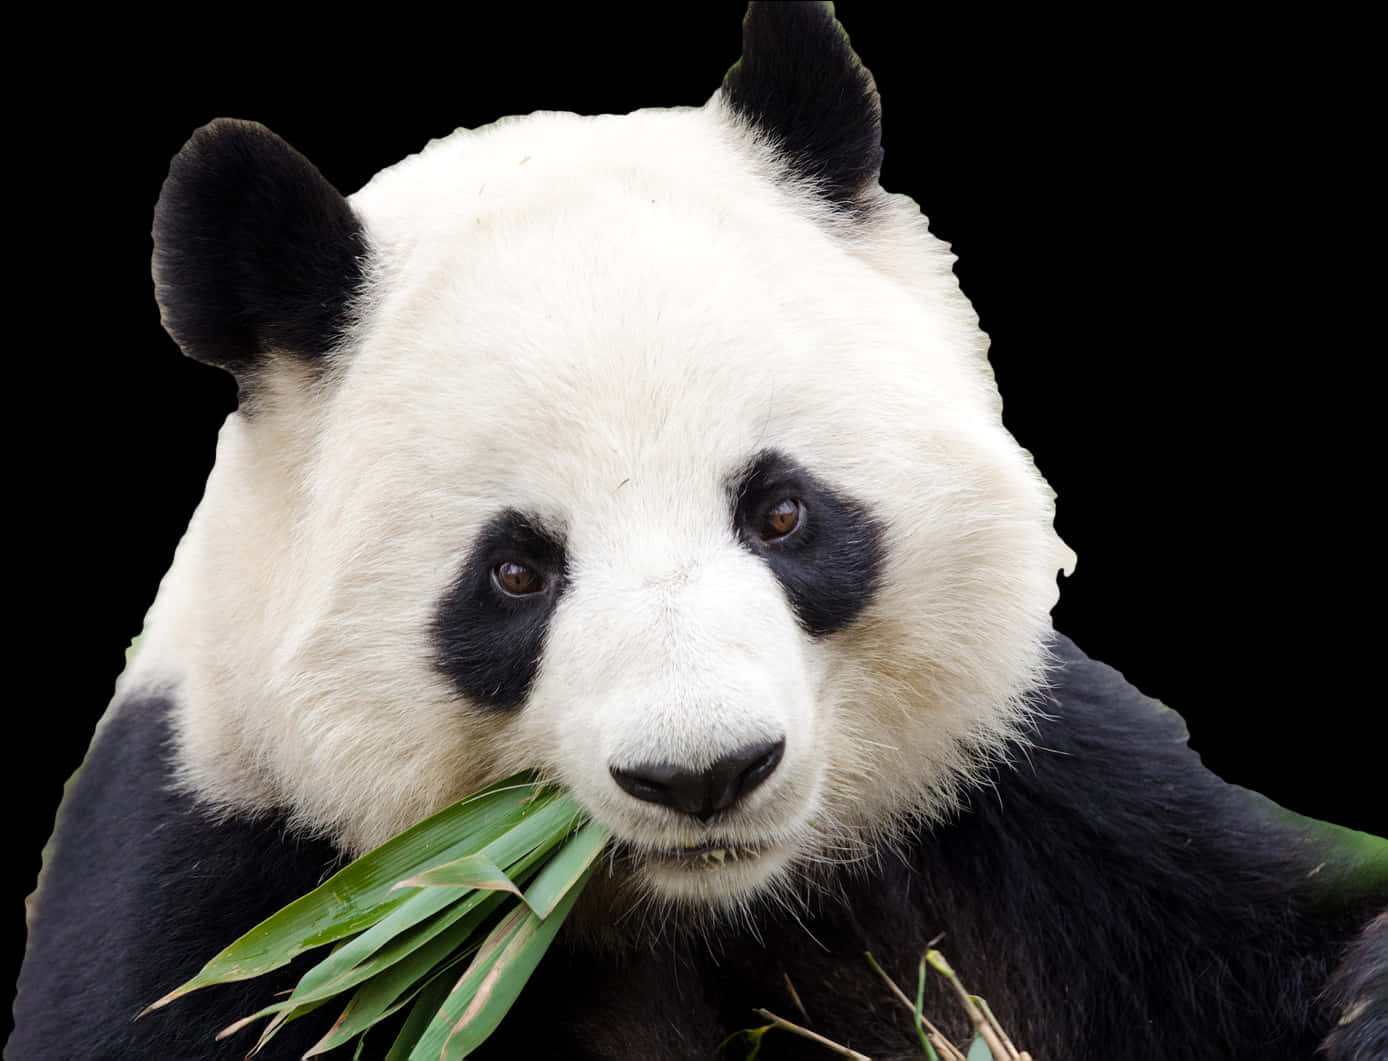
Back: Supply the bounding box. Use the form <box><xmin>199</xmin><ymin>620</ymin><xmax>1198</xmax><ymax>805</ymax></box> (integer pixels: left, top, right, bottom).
<box><xmin>491</xmin><ymin>561</ymin><xmax>546</xmax><ymax>598</ymax></box>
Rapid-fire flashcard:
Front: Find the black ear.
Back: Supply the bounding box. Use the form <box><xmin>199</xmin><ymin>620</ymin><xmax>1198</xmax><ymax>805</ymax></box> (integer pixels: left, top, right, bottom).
<box><xmin>720</xmin><ymin>1</ymin><xmax>882</xmax><ymax>211</ymax></box>
<box><xmin>152</xmin><ymin>119</ymin><xmax>367</xmax><ymax>379</ymax></box>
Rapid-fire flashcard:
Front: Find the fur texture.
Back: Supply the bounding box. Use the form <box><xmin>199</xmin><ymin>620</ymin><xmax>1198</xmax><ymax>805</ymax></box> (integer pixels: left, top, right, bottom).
<box><xmin>124</xmin><ymin>13</ymin><xmax>1072</xmax><ymax>894</ymax></box>
<box><xmin>12</xmin><ymin>698</ymin><xmax>342</xmax><ymax>1058</ymax></box>
<box><xmin>152</xmin><ymin>119</ymin><xmax>366</xmax><ymax>378</ymax></box>
<box><xmin>13</xmin><ymin>640</ymin><xmax>1383</xmax><ymax>1058</ymax></box>
<box><xmin>14</xmin><ymin>3</ymin><xmax>1385</xmax><ymax>1058</ymax></box>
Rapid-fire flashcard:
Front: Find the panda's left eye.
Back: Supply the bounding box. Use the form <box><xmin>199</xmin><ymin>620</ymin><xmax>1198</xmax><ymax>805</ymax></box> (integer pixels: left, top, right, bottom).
<box><xmin>758</xmin><ymin>498</ymin><xmax>803</xmax><ymax>542</ymax></box>
<box><xmin>491</xmin><ymin>561</ymin><xmax>546</xmax><ymax>597</ymax></box>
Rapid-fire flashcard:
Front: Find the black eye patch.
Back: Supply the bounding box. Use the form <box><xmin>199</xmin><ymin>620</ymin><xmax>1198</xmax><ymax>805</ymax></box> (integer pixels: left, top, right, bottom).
<box><xmin>431</xmin><ymin>510</ymin><xmax>568</xmax><ymax>710</ymax></box>
<box><xmin>732</xmin><ymin>450</ymin><xmax>885</xmax><ymax>636</ymax></box>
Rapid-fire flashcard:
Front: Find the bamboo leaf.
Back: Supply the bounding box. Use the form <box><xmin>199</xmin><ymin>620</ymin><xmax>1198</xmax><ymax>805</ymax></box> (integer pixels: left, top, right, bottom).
<box><xmin>230</xmin><ymin>795</ymin><xmax>576</xmax><ymax>1035</ymax></box>
<box><xmin>394</xmin><ymin>853</ymin><xmax>523</xmax><ymax>895</ymax></box>
<box><xmin>302</xmin><ymin>827</ymin><xmax>570</xmax><ymax>1057</ymax></box>
<box><xmin>408</xmin><ymin>905</ymin><xmax>532</xmax><ymax>1060</ymax></box>
<box><xmin>215</xmin><ymin>989</ymin><xmax>333</xmax><ymax>1050</ymax></box>
<box><xmin>303</xmin><ymin>892</ymin><xmax>507</xmax><ymax>1056</ymax></box>
<box><xmin>148</xmin><ymin>774</ymin><xmax>609</xmax><ymax>1059</ymax></box>
<box><xmin>914</xmin><ymin>953</ymin><xmax>939</xmax><ymax>1061</ymax></box>
<box><xmin>309</xmin><ymin>793</ymin><xmax>577</xmax><ymax>1004</ymax></box>
<box><xmin>409</xmin><ymin>843</ymin><xmax>602</xmax><ymax>1061</ymax></box>
<box><xmin>972</xmin><ymin>996</ymin><xmax>1021</xmax><ymax>1059</ymax></box>
<box><xmin>966</xmin><ymin>1036</ymin><xmax>994</xmax><ymax>1061</ymax></box>
<box><xmin>144</xmin><ymin>775</ymin><xmax>549</xmax><ymax>1011</ymax></box>
<box><xmin>467</xmin><ymin>792</ymin><xmax>583</xmax><ymax>881</ymax></box>
<box><xmin>290</xmin><ymin>888</ymin><xmax>463</xmax><ymax>1000</ymax></box>
<box><xmin>385</xmin><ymin>969</ymin><xmax>457</xmax><ymax>1061</ymax></box>
<box><xmin>440</xmin><ymin>862</ymin><xmax>596</xmax><ymax>1059</ymax></box>
<box><xmin>243</xmin><ymin>996</ymin><xmax>334</xmax><ymax>1056</ymax></box>
<box><xmin>521</xmin><ymin>820</ymin><xmax>610</xmax><ymax>919</ymax></box>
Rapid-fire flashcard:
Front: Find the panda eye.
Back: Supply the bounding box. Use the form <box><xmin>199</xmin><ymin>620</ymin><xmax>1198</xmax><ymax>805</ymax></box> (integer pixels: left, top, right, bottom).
<box><xmin>759</xmin><ymin>498</ymin><xmax>803</xmax><ymax>542</ymax></box>
<box><xmin>491</xmin><ymin>561</ymin><xmax>546</xmax><ymax>598</ymax></box>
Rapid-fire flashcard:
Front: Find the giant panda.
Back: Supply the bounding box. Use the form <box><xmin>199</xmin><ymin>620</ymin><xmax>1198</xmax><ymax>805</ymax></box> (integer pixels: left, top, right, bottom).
<box><xmin>12</xmin><ymin>3</ymin><xmax>1386</xmax><ymax>1058</ymax></box>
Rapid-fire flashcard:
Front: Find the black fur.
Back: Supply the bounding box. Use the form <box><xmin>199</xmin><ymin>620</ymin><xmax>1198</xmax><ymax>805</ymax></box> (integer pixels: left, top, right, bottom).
<box><xmin>473</xmin><ymin>635</ymin><xmax>1388</xmax><ymax>1060</ymax></box>
<box><xmin>152</xmin><ymin>119</ymin><xmax>367</xmax><ymax>381</ymax></box>
<box><xmin>720</xmin><ymin>1</ymin><xmax>882</xmax><ymax>212</ymax></box>
<box><xmin>432</xmin><ymin>510</ymin><xmax>570</xmax><ymax>710</ymax></box>
<box><xmin>12</xmin><ymin>638</ymin><xmax>1385</xmax><ymax>1058</ymax></box>
<box><xmin>732</xmin><ymin>450</ymin><xmax>884</xmax><ymax>636</ymax></box>
<box><xmin>10</xmin><ymin>697</ymin><xmax>344</xmax><ymax>1058</ymax></box>
<box><xmin>1322</xmin><ymin>912</ymin><xmax>1388</xmax><ymax>1059</ymax></box>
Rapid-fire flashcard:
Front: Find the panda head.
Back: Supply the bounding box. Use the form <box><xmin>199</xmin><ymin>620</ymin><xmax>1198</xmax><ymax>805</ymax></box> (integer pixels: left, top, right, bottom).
<box><xmin>136</xmin><ymin>3</ymin><xmax>1072</xmax><ymax>919</ymax></box>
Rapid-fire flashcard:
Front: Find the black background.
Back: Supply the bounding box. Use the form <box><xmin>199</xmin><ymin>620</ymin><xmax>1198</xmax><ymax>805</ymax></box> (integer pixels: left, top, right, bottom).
<box><xmin>13</xmin><ymin>2</ymin><xmax>1379</xmax><ymax>1015</ymax></box>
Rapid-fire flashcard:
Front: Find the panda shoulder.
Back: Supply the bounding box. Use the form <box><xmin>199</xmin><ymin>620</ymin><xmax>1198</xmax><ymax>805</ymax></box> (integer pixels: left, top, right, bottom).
<box><xmin>12</xmin><ymin>695</ymin><xmax>342</xmax><ymax>1057</ymax></box>
<box><xmin>1005</xmin><ymin>634</ymin><xmax>1288</xmax><ymax>843</ymax></box>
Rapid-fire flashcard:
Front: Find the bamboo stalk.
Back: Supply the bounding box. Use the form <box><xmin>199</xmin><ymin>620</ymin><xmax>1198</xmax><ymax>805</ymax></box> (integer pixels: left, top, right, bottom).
<box><xmin>753</xmin><ymin>1009</ymin><xmax>872</xmax><ymax>1060</ymax></box>
<box><xmin>863</xmin><ymin>952</ymin><xmax>966</xmax><ymax>1061</ymax></box>
<box><xmin>925</xmin><ymin>951</ymin><xmax>1013</xmax><ymax>1061</ymax></box>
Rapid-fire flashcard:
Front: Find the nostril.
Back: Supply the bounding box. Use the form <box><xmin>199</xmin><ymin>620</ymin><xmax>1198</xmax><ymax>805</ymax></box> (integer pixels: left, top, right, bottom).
<box><xmin>610</xmin><ymin>738</ymin><xmax>786</xmax><ymax>821</ymax></box>
<box><xmin>609</xmin><ymin>761</ymin><xmax>686</xmax><ymax>813</ymax></box>
<box><xmin>608</xmin><ymin>768</ymin><xmax>670</xmax><ymax>807</ymax></box>
<box><xmin>735</xmin><ymin>739</ymin><xmax>784</xmax><ymax>797</ymax></box>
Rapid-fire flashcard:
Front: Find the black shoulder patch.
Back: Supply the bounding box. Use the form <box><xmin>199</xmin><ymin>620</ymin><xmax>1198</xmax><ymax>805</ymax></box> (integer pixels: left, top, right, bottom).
<box><xmin>152</xmin><ymin>118</ymin><xmax>367</xmax><ymax>380</ymax></box>
<box><xmin>720</xmin><ymin>1</ymin><xmax>882</xmax><ymax>211</ymax></box>
<box><xmin>11</xmin><ymin>696</ymin><xmax>345</xmax><ymax>1057</ymax></box>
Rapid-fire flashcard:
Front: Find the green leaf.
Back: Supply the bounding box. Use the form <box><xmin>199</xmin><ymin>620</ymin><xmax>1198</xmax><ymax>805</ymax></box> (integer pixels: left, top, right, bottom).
<box><xmin>470</xmin><ymin>790</ymin><xmax>584</xmax><ymax>876</ymax></box>
<box><xmin>395</xmin><ymin>853</ymin><xmax>524</xmax><ymax>895</ymax></box>
<box><xmin>302</xmin><ymin>827</ymin><xmax>571</xmax><ymax>1056</ymax></box>
<box><xmin>144</xmin><ymin>775</ymin><xmax>552</xmax><ymax>1012</ymax></box>
<box><xmin>412</xmin><ymin>859</ymin><xmax>598</xmax><ymax>1060</ymax></box>
<box><xmin>150</xmin><ymin>773</ymin><xmax>610</xmax><ymax>1060</ymax></box>
<box><xmin>742</xmin><ymin>1025</ymin><xmax>771</xmax><ymax>1060</ymax></box>
<box><xmin>409</xmin><ymin>905</ymin><xmax>531</xmax><ymax>1060</ymax></box>
<box><xmin>443</xmin><ymin>857</ymin><xmax>599</xmax><ymax>1057</ymax></box>
<box><xmin>222</xmin><ymin>892</ymin><xmax>487</xmax><ymax>1051</ymax></box>
<box><xmin>225</xmin><ymin>792</ymin><xmax>581</xmax><ymax>1038</ymax></box>
<box><xmin>385</xmin><ymin>970</ymin><xmax>458</xmax><ymax>1061</ymax></box>
<box><xmin>912</xmin><ymin>953</ymin><xmax>939</xmax><ymax>1060</ymax></box>
<box><xmin>303</xmin><ymin>891</ymin><xmax>510</xmax><ymax>1056</ymax></box>
<box><xmin>522</xmin><ymin>820</ymin><xmax>610</xmax><ymax>919</ymax></box>
<box><xmin>292</xmin><ymin>888</ymin><xmax>466</xmax><ymax>1000</ymax></box>
<box><xmin>965</xmin><ymin>1035</ymin><xmax>994</xmax><ymax>1060</ymax></box>
<box><xmin>237</xmin><ymin>995</ymin><xmax>334</xmax><ymax>1056</ymax></box>
<box><xmin>717</xmin><ymin>1024</ymin><xmax>772</xmax><ymax>1060</ymax></box>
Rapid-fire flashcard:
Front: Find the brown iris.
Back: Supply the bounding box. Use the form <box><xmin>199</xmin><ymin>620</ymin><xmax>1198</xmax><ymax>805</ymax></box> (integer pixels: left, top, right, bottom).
<box><xmin>492</xmin><ymin>561</ymin><xmax>545</xmax><ymax>597</ymax></box>
<box><xmin>760</xmin><ymin>498</ymin><xmax>802</xmax><ymax>541</ymax></box>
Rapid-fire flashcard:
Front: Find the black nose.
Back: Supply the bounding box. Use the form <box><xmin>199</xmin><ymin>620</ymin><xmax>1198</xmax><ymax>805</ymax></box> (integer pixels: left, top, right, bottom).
<box><xmin>609</xmin><ymin>739</ymin><xmax>785</xmax><ymax>822</ymax></box>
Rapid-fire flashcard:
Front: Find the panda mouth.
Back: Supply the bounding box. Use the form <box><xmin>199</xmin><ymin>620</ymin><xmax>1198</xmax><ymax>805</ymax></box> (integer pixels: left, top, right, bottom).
<box><xmin>622</xmin><ymin>835</ymin><xmax>796</xmax><ymax>897</ymax></box>
<box><xmin>652</xmin><ymin>841</ymin><xmax>764</xmax><ymax>868</ymax></box>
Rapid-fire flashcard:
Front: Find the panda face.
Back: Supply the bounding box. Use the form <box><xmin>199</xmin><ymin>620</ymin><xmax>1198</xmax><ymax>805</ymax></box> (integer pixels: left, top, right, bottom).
<box><xmin>137</xmin><ymin>9</ymin><xmax>1073</xmax><ymax>914</ymax></box>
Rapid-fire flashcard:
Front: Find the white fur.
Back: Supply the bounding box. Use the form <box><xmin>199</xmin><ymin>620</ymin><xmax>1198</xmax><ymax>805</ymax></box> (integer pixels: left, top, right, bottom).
<box><xmin>122</xmin><ymin>92</ymin><xmax>1074</xmax><ymax>909</ymax></box>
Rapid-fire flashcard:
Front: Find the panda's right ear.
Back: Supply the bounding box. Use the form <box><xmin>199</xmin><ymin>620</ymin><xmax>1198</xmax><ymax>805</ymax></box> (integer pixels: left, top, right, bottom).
<box><xmin>152</xmin><ymin>118</ymin><xmax>367</xmax><ymax>381</ymax></box>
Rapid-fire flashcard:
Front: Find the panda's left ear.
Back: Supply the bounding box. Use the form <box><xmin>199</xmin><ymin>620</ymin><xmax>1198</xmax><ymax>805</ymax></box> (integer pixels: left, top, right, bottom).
<box><xmin>152</xmin><ymin>118</ymin><xmax>367</xmax><ymax>383</ymax></box>
<box><xmin>718</xmin><ymin>1</ymin><xmax>882</xmax><ymax>211</ymax></box>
